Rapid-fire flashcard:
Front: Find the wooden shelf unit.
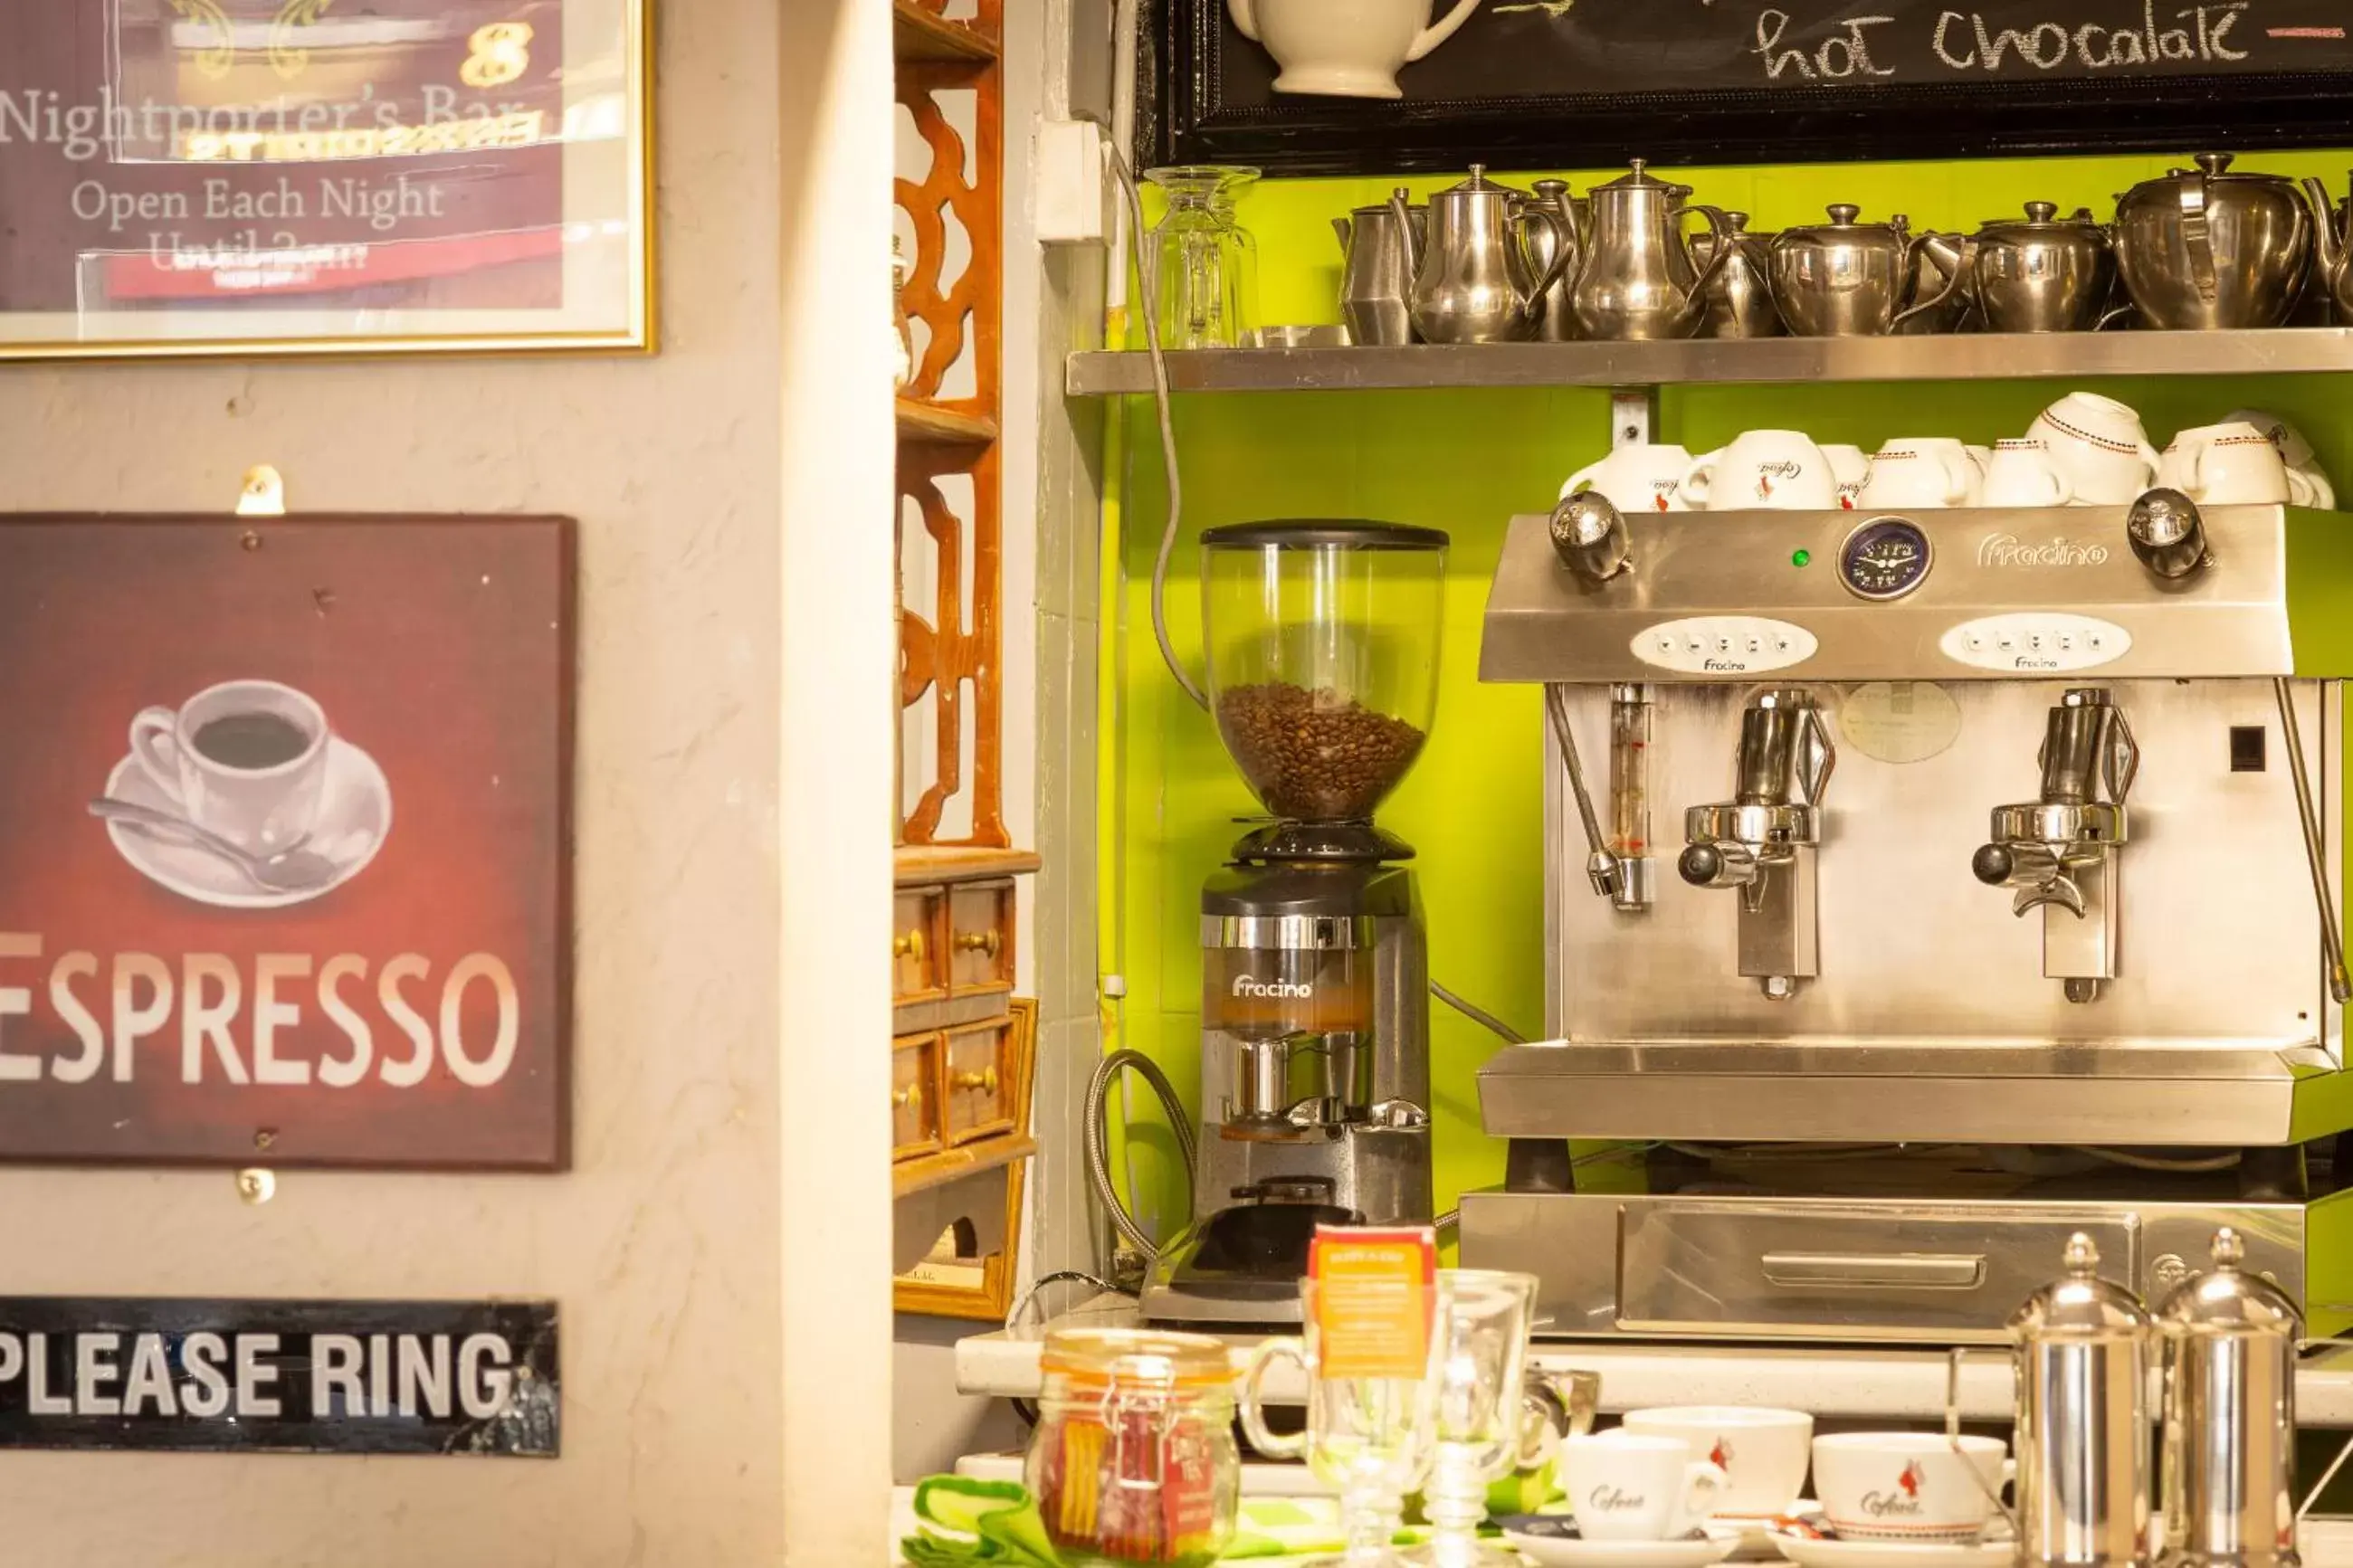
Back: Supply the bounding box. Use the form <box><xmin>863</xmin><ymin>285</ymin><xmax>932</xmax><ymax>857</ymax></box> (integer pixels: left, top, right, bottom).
<box><xmin>890</xmin><ymin>0</ymin><xmax>1034</xmax><ymax>1318</ymax></box>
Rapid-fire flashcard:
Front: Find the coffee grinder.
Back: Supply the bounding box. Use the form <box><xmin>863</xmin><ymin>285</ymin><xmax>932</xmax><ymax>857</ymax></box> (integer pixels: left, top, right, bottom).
<box><xmin>1142</xmin><ymin>521</ymin><xmax>1445</xmax><ymax>1326</ymax></box>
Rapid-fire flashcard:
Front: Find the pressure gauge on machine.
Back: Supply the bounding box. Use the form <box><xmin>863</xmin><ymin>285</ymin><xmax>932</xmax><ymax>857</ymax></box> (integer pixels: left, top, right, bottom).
<box><xmin>1839</xmin><ymin>517</ymin><xmax>1934</xmax><ymax>601</ymax></box>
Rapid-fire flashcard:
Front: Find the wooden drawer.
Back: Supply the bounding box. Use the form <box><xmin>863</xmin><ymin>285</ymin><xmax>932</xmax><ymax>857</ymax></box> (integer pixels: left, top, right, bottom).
<box><xmin>947</xmin><ymin>879</ymin><xmax>1015</xmax><ymax>1000</ymax></box>
<box><xmin>892</xmin><ymin>1033</ymin><xmax>945</xmax><ymax>1162</ymax></box>
<box><xmin>942</xmin><ymin>1017</ymin><xmax>1017</xmax><ymax>1145</ymax></box>
<box><xmin>892</xmin><ymin>887</ymin><xmax>947</xmax><ymax>1005</ymax></box>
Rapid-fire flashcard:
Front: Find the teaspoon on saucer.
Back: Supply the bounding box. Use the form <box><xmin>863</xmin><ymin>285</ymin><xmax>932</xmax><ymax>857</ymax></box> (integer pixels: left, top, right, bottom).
<box><xmin>88</xmin><ymin>797</ymin><xmax>341</xmax><ymax>895</ymax></box>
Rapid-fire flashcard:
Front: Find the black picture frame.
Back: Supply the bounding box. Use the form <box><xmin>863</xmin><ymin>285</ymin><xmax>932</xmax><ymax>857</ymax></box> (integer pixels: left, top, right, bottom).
<box><xmin>1144</xmin><ymin>0</ymin><xmax>2353</xmax><ymax>177</ymax></box>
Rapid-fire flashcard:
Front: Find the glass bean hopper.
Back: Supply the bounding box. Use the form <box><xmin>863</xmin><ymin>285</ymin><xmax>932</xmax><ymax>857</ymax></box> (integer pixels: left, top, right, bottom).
<box><xmin>1198</xmin><ymin>521</ymin><xmax>1448</xmax><ymax>862</ymax></box>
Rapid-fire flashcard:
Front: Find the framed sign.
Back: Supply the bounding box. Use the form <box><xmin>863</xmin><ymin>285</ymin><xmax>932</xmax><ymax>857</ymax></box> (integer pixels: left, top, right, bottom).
<box><xmin>0</xmin><ymin>2</ymin><xmax>649</xmax><ymax>358</ymax></box>
<box><xmin>1148</xmin><ymin>0</ymin><xmax>2353</xmax><ymax>175</ymax></box>
<box><xmin>0</xmin><ymin>1297</ymin><xmax>558</xmax><ymax>1455</ymax></box>
<box><xmin>0</xmin><ymin>515</ymin><xmax>572</xmax><ymax>1170</ymax></box>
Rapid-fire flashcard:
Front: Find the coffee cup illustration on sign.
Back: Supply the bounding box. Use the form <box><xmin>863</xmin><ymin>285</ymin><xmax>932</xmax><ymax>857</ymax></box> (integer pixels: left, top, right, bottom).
<box><xmin>100</xmin><ymin>679</ymin><xmax>393</xmax><ymax>910</ymax></box>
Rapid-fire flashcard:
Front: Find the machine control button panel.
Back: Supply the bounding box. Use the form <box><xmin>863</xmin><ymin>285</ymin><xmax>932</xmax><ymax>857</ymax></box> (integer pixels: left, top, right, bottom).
<box><xmin>1631</xmin><ymin>617</ymin><xmax>1818</xmax><ymax>675</ymax></box>
<box><xmin>1939</xmin><ymin>613</ymin><xmax>2132</xmax><ymax>673</ymax></box>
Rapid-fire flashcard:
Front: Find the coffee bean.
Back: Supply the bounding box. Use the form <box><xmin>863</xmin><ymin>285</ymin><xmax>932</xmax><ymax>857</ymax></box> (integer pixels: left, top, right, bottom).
<box><xmin>1215</xmin><ymin>681</ymin><xmax>1427</xmax><ymax>820</ymax></box>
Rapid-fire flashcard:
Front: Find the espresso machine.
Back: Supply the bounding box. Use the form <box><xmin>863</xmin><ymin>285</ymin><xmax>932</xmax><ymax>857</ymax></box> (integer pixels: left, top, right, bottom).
<box><xmin>1142</xmin><ymin>522</ymin><xmax>1443</xmax><ymax>1325</ymax></box>
<box><xmin>1462</xmin><ymin>492</ymin><xmax>2353</xmax><ymax>1342</ymax></box>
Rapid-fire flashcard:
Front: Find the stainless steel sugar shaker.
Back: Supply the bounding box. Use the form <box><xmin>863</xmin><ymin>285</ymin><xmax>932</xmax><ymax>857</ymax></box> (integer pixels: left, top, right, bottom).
<box><xmin>2157</xmin><ymin>1227</ymin><xmax>2302</xmax><ymax>1568</ymax></box>
<box><xmin>2011</xmin><ymin>1232</ymin><xmax>2156</xmax><ymax>1568</ymax></box>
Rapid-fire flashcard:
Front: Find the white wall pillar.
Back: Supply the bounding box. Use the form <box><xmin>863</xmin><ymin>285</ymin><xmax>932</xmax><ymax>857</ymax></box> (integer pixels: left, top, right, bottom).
<box><xmin>778</xmin><ymin>0</ymin><xmax>899</xmax><ymax>1558</ymax></box>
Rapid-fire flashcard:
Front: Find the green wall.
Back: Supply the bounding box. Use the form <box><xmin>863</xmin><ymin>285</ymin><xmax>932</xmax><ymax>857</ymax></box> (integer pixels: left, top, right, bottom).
<box><xmin>1105</xmin><ymin>151</ymin><xmax>2353</xmax><ymax>1240</ymax></box>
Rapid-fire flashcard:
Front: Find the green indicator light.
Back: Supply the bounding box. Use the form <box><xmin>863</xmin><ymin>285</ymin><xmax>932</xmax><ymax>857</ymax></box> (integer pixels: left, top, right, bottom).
<box><xmin>1792</xmin><ymin>548</ymin><xmax>1812</xmax><ymax>567</ymax></box>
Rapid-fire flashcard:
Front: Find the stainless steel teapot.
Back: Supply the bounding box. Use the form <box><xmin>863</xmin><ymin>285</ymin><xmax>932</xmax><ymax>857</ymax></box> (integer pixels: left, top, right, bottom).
<box><xmin>1335</xmin><ymin>188</ymin><xmax>1422</xmax><ymax>347</ymax></box>
<box><xmin>2114</xmin><ymin>153</ymin><xmax>2313</xmax><ymax>329</ymax></box>
<box><xmin>1568</xmin><ymin>160</ymin><xmax>1733</xmax><ymax>342</ymax></box>
<box><xmin>1771</xmin><ymin>204</ymin><xmax>1916</xmax><ymax>336</ymax></box>
<box><xmin>2302</xmin><ymin>172</ymin><xmax>2353</xmax><ymax>323</ymax></box>
<box><xmin>1394</xmin><ymin>166</ymin><xmax>1572</xmax><ymax>345</ymax></box>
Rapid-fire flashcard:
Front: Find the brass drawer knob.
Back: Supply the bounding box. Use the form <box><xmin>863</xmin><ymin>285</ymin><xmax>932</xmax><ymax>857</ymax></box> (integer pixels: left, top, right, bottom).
<box><xmin>953</xmin><ymin>928</ymin><xmax>1002</xmax><ymax>958</ymax></box>
<box><xmin>893</xmin><ymin>927</ymin><xmax>928</xmax><ymax>962</ymax></box>
<box><xmin>892</xmin><ymin>1080</ymin><xmax>924</xmax><ymax>1112</ymax></box>
<box><xmin>952</xmin><ymin>1065</ymin><xmax>999</xmax><ymax>1095</ymax></box>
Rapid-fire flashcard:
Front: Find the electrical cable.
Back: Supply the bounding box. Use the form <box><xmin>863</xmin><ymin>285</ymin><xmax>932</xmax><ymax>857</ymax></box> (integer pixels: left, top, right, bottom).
<box><xmin>1433</xmin><ymin>981</ymin><xmax>1528</xmax><ymax>1044</ymax></box>
<box><xmin>1084</xmin><ymin>1048</ymin><xmax>1197</xmax><ymax>1260</ymax></box>
<box><xmin>1099</xmin><ymin>137</ymin><xmax>1205</xmax><ymax>711</ymax></box>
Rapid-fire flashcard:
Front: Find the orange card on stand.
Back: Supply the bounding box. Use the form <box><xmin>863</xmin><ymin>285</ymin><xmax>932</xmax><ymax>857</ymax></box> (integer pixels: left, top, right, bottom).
<box><xmin>1308</xmin><ymin>1225</ymin><xmax>1438</xmax><ymax>1380</ymax></box>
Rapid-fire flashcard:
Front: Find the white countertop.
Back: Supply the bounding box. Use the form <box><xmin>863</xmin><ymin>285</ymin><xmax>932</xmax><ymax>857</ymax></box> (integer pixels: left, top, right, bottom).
<box><xmin>957</xmin><ymin>1295</ymin><xmax>2353</xmax><ymax>1427</ymax></box>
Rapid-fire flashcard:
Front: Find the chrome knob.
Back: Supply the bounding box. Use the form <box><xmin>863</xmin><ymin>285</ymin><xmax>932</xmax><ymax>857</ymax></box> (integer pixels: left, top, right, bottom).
<box><xmin>2127</xmin><ymin>488</ymin><xmax>2210</xmax><ymax>580</ymax></box>
<box><xmin>1549</xmin><ymin>491</ymin><xmax>1633</xmax><ymax>584</ymax></box>
<box><xmin>1679</xmin><ymin>840</ymin><xmax>1759</xmax><ymax>890</ymax></box>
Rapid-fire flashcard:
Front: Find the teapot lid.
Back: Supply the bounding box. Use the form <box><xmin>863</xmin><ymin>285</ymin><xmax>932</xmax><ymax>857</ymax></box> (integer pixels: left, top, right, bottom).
<box><xmin>2156</xmin><ymin>1227</ymin><xmax>2301</xmax><ymax>1335</ymax></box>
<box><xmin>1779</xmin><ymin>204</ymin><xmax>1903</xmax><ymax>242</ymax></box>
<box><xmin>1593</xmin><ymin>158</ymin><xmax>1681</xmax><ymax>194</ymax></box>
<box><xmin>1436</xmin><ymin>163</ymin><xmax>1518</xmax><ymax>199</ymax></box>
<box><xmin>2008</xmin><ymin>1233</ymin><xmax>2154</xmax><ymax>1339</ymax></box>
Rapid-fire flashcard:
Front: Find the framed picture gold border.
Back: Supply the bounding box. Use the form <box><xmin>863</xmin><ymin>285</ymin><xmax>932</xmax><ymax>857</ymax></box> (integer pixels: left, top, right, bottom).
<box><xmin>0</xmin><ymin>0</ymin><xmax>655</xmax><ymax>362</ymax></box>
<box><xmin>893</xmin><ymin>997</ymin><xmax>1035</xmax><ymax>1323</ymax></box>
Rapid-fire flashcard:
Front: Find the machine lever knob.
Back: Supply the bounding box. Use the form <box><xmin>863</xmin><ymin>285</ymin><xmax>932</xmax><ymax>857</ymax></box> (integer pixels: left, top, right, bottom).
<box><xmin>2127</xmin><ymin>488</ymin><xmax>2211</xmax><ymax>580</ymax></box>
<box><xmin>1679</xmin><ymin>840</ymin><xmax>1758</xmax><ymax>890</ymax></box>
<box><xmin>1549</xmin><ymin>492</ymin><xmax>1633</xmax><ymax>584</ymax></box>
<box><xmin>1972</xmin><ymin>843</ymin><xmax>2015</xmax><ymax>887</ymax></box>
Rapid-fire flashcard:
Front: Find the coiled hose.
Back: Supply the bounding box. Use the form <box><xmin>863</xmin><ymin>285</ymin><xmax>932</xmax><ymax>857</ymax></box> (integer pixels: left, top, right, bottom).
<box><xmin>1084</xmin><ymin>1049</ymin><xmax>1198</xmax><ymax>1260</ymax></box>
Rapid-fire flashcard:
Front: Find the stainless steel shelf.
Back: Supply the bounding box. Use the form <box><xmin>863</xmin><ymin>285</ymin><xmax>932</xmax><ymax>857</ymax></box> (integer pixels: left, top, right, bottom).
<box><xmin>1065</xmin><ymin>329</ymin><xmax>2353</xmax><ymax>395</ymax></box>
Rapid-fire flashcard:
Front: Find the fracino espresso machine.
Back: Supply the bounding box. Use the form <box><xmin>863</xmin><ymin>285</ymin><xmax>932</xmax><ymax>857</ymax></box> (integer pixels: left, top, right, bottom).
<box><xmin>1143</xmin><ymin>522</ymin><xmax>1443</xmax><ymax>1325</ymax></box>
<box><xmin>1461</xmin><ymin>492</ymin><xmax>2353</xmax><ymax>1342</ymax></box>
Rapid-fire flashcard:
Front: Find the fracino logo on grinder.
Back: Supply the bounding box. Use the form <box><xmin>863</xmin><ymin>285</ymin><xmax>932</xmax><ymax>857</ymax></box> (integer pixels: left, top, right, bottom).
<box><xmin>1233</xmin><ymin>976</ymin><xmax>1315</xmax><ymax>999</ymax></box>
<box><xmin>1977</xmin><ymin>533</ymin><xmax>2111</xmax><ymax>568</ymax></box>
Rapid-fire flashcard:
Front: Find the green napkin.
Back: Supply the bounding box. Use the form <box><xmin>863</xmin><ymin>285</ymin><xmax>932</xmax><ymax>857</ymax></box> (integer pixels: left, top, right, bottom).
<box><xmin>904</xmin><ymin>1476</ymin><xmax>1066</xmax><ymax>1567</ymax></box>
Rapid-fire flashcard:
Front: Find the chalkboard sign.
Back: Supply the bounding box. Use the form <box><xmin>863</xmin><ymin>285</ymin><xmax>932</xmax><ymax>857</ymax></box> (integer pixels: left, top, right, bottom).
<box><xmin>1147</xmin><ymin>0</ymin><xmax>2353</xmax><ymax>175</ymax></box>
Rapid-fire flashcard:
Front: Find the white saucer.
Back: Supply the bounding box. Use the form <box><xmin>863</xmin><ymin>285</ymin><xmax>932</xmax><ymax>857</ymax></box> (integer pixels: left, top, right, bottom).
<box><xmin>101</xmin><ymin>738</ymin><xmax>393</xmax><ymax>910</ymax></box>
<box><xmin>1768</xmin><ymin>1520</ymin><xmax>2013</xmax><ymax>1568</ymax></box>
<box><xmin>1725</xmin><ymin>1503</ymin><xmax>1822</xmax><ymax>1556</ymax></box>
<box><xmin>1502</xmin><ymin>1520</ymin><xmax>1741</xmax><ymax>1568</ymax></box>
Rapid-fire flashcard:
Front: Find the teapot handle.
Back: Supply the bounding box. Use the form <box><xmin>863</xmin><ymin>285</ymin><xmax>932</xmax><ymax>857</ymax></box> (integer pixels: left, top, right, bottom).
<box><xmin>1681</xmin><ymin>203</ymin><xmax>1738</xmax><ymax>308</ymax></box>
<box><xmin>1227</xmin><ymin>0</ymin><xmax>1261</xmax><ymax>42</ymax></box>
<box><xmin>1406</xmin><ymin>0</ymin><xmax>1483</xmax><ymax>61</ymax></box>
<box><xmin>1516</xmin><ymin>207</ymin><xmax>1575</xmax><ymax>323</ymax></box>
<box><xmin>2181</xmin><ymin>165</ymin><xmax>2222</xmax><ymax>303</ymax></box>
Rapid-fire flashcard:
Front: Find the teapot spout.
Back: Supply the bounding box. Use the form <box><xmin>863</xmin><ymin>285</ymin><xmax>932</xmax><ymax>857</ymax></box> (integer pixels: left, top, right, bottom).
<box><xmin>1389</xmin><ymin>185</ymin><xmax>1423</xmax><ymax>282</ymax></box>
<box><xmin>1916</xmin><ymin>230</ymin><xmax>1967</xmax><ymax>274</ymax></box>
<box><xmin>1333</xmin><ymin>214</ymin><xmax>1352</xmax><ymax>255</ymax></box>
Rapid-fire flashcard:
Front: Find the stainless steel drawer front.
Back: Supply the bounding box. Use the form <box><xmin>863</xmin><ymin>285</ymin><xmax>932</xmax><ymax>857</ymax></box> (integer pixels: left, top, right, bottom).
<box><xmin>1619</xmin><ymin>1203</ymin><xmax>2137</xmax><ymax>1336</ymax></box>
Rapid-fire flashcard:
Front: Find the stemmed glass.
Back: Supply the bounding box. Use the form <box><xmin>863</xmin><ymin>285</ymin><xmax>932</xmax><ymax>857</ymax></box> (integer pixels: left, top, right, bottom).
<box><xmin>1238</xmin><ymin>1277</ymin><xmax>1446</xmax><ymax>1567</ymax></box>
<box><xmin>1144</xmin><ymin>166</ymin><xmax>1261</xmax><ymax>348</ymax></box>
<box><xmin>1416</xmin><ymin>1269</ymin><xmax>1550</xmax><ymax>1568</ymax></box>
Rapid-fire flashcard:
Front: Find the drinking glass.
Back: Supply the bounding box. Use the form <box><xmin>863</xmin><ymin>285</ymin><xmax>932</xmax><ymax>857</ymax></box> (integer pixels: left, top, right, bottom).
<box><xmin>1416</xmin><ymin>1269</ymin><xmax>1548</xmax><ymax>1568</ymax></box>
<box><xmin>1239</xmin><ymin>1277</ymin><xmax>1444</xmax><ymax>1567</ymax></box>
<box><xmin>1145</xmin><ymin>166</ymin><xmax>1261</xmax><ymax>349</ymax></box>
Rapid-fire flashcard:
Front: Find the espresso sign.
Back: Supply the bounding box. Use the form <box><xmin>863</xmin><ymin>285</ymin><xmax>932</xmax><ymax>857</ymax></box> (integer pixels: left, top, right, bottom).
<box><xmin>0</xmin><ymin>516</ymin><xmax>571</xmax><ymax>1169</ymax></box>
<box><xmin>0</xmin><ymin>2</ymin><xmax>647</xmax><ymax>358</ymax></box>
<box><xmin>0</xmin><ymin>1298</ymin><xmax>557</xmax><ymax>1456</ymax></box>
<box><xmin>1153</xmin><ymin>0</ymin><xmax>2353</xmax><ymax>172</ymax></box>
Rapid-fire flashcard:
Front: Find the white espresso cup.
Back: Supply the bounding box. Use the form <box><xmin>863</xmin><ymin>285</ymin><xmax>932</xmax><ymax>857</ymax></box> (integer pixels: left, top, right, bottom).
<box><xmin>1621</xmin><ymin>1406</ymin><xmax>1814</xmax><ymax>1518</ymax></box>
<box><xmin>1860</xmin><ymin>438</ymin><xmax>1982</xmax><ymax>509</ymax></box>
<box><xmin>1563</xmin><ymin>443</ymin><xmax>1697</xmax><ymax>515</ymax></box>
<box><xmin>1226</xmin><ymin>0</ymin><xmax>1483</xmax><ymax>99</ymax></box>
<box><xmin>2224</xmin><ymin>406</ymin><xmax>2335</xmax><ymax>506</ymax></box>
<box><xmin>1812</xmin><ymin>1433</ymin><xmax>2014</xmax><ymax>1544</ymax></box>
<box><xmin>1981</xmin><ymin>438</ymin><xmax>2076</xmax><ymax>508</ymax></box>
<box><xmin>2029</xmin><ymin>392</ymin><xmax>2160</xmax><ymax>506</ymax></box>
<box><xmin>1564</xmin><ymin>1432</ymin><xmax>1730</xmax><ymax>1542</ymax></box>
<box><xmin>130</xmin><ymin>679</ymin><xmax>332</xmax><ymax>854</ymax></box>
<box><xmin>1821</xmin><ymin>444</ymin><xmax>1871</xmax><ymax>510</ymax></box>
<box><xmin>2158</xmin><ymin>420</ymin><xmax>2296</xmax><ymax>505</ymax></box>
<box><xmin>1681</xmin><ymin>431</ymin><xmax>1837</xmax><ymax>511</ymax></box>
